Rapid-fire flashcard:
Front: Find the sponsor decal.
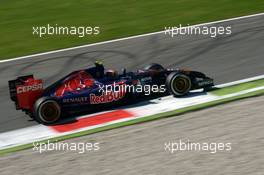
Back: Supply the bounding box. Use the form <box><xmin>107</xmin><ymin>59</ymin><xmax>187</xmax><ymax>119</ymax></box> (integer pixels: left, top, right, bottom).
<box><xmin>140</xmin><ymin>77</ymin><xmax>152</xmax><ymax>83</ymax></box>
<box><xmin>63</xmin><ymin>97</ymin><xmax>89</xmax><ymax>103</ymax></box>
<box><xmin>197</xmin><ymin>80</ymin><xmax>213</xmax><ymax>86</ymax></box>
<box><xmin>90</xmin><ymin>90</ymin><xmax>126</xmax><ymax>104</ymax></box>
<box><xmin>16</xmin><ymin>83</ymin><xmax>43</xmax><ymax>94</ymax></box>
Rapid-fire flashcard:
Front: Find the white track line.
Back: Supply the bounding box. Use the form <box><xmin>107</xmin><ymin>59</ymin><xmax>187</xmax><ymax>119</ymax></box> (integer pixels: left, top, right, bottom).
<box><xmin>0</xmin><ymin>12</ymin><xmax>264</xmax><ymax>64</ymax></box>
<box><xmin>215</xmin><ymin>74</ymin><xmax>264</xmax><ymax>88</ymax></box>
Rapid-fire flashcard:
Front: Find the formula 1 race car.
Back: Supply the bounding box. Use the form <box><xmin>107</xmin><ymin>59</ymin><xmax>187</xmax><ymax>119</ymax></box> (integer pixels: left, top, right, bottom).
<box><xmin>8</xmin><ymin>62</ymin><xmax>214</xmax><ymax>124</ymax></box>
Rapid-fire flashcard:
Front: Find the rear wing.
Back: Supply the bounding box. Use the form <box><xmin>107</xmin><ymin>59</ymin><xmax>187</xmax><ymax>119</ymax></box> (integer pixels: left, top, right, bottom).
<box><xmin>8</xmin><ymin>75</ymin><xmax>44</xmax><ymax>111</ymax></box>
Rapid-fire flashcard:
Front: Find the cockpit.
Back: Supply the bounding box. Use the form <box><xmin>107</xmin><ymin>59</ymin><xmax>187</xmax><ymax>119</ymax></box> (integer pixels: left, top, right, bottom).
<box><xmin>55</xmin><ymin>70</ymin><xmax>95</xmax><ymax>97</ymax></box>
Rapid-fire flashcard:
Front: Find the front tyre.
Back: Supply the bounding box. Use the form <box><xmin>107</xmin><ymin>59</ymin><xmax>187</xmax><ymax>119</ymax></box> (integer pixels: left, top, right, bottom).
<box><xmin>34</xmin><ymin>97</ymin><xmax>61</xmax><ymax>124</ymax></box>
<box><xmin>166</xmin><ymin>72</ymin><xmax>192</xmax><ymax>97</ymax></box>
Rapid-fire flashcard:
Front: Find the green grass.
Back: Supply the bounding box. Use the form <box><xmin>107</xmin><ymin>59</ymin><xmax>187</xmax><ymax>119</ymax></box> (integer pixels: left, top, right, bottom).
<box><xmin>0</xmin><ymin>0</ymin><xmax>264</xmax><ymax>59</ymax></box>
<box><xmin>1</xmin><ymin>87</ymin><xmax>264</xmax><ymax>156</ymax></box>
<box><xmin>212</xmin><ymin>79</ymin><xmax>264</xmax><ymax>96</ymax></box>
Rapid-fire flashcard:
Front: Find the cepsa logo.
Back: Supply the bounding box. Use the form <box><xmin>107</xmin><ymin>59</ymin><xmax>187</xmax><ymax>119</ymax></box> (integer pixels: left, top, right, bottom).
<box><xmin>16</xmin><ymin>83</ymin><xmax>43</xmax><ymax>94</ymax></box>
<box><xmin>90</xmin><ymin>90</ymin><xmax>126</xmax><ymax>104</ymax></box>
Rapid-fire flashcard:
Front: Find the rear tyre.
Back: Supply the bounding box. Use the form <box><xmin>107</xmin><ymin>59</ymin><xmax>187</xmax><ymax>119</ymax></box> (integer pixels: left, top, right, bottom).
<box><xmin>33</xmin><ymin>97</ymin><xmax>61</xmax><ymax>124</ymax></box>
<box><xmin>166</xmin><ymin>72</ymin><xmax>192</xmax><ymax>97</ymax></box>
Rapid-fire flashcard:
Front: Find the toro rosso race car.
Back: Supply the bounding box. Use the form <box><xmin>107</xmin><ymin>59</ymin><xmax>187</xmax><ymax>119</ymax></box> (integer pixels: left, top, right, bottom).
<box><xmin>8</xmin><ymin>62</ymin><xmax>214</xmax><ymax>124</ymax></box>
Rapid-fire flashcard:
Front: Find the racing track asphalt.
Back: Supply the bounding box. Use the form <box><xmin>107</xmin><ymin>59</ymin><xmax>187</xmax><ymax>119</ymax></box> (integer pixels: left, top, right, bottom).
<box><xmin>1</xmin><ymin>92</ymin><xmax>264</xmax><ymax>175</ymax></box>
<box><xmin>0</xmin><ymin>14</ymin><xmax>263</xmax><ymax>132</ymax></box>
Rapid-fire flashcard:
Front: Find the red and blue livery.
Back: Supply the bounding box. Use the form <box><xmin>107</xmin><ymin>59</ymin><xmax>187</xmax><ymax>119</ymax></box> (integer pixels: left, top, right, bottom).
<box><xmin>8</xmin><ymin>62</ymin><xmax>214</xmax><ymax>124</ymax></box>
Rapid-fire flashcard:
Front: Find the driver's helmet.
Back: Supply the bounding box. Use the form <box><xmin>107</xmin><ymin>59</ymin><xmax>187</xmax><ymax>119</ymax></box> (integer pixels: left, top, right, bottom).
<box><xmin>94</xmin><ymin>61</ymin><xmax>104</xmax><ymax>78</ymax></box>
<box><xmin>105</xmin><ymin>69</ymin><xmax>118</xmax><ymax>78</ymax></box>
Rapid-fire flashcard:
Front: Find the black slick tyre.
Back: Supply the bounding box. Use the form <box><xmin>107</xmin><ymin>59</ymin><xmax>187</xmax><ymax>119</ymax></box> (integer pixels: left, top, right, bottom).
<box><xmin>166</xmin><ymin>72</ymin><xmax>192</xmax><ymax>97</ymax></box>
<box><xmin>33</xmin><ymin>97</ymin><xmax>61</xmax><ymax>124</ymax></box>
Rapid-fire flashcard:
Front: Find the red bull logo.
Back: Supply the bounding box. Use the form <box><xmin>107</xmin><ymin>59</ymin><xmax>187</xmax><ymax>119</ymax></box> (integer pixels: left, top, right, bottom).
<box><xmin>90</xmin><ymin>90</ymin><xmax>126</xmax><ymax>104</ymax></box>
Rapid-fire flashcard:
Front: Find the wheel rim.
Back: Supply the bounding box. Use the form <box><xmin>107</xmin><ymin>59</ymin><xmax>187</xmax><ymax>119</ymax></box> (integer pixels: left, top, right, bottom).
<box><xmin>170</xmin><ymin>75</ymin><xmax>191</xmax><ymax>95</ymax></box>
<box><xmin>174</xmin><ymin>77</ymin><xmax>189</xmax><ymax>92</ymax></box>
<box><xmin>39</xmin><ymin>101</ymin><xmax>60</xmax><ymax>123</ymax></box>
